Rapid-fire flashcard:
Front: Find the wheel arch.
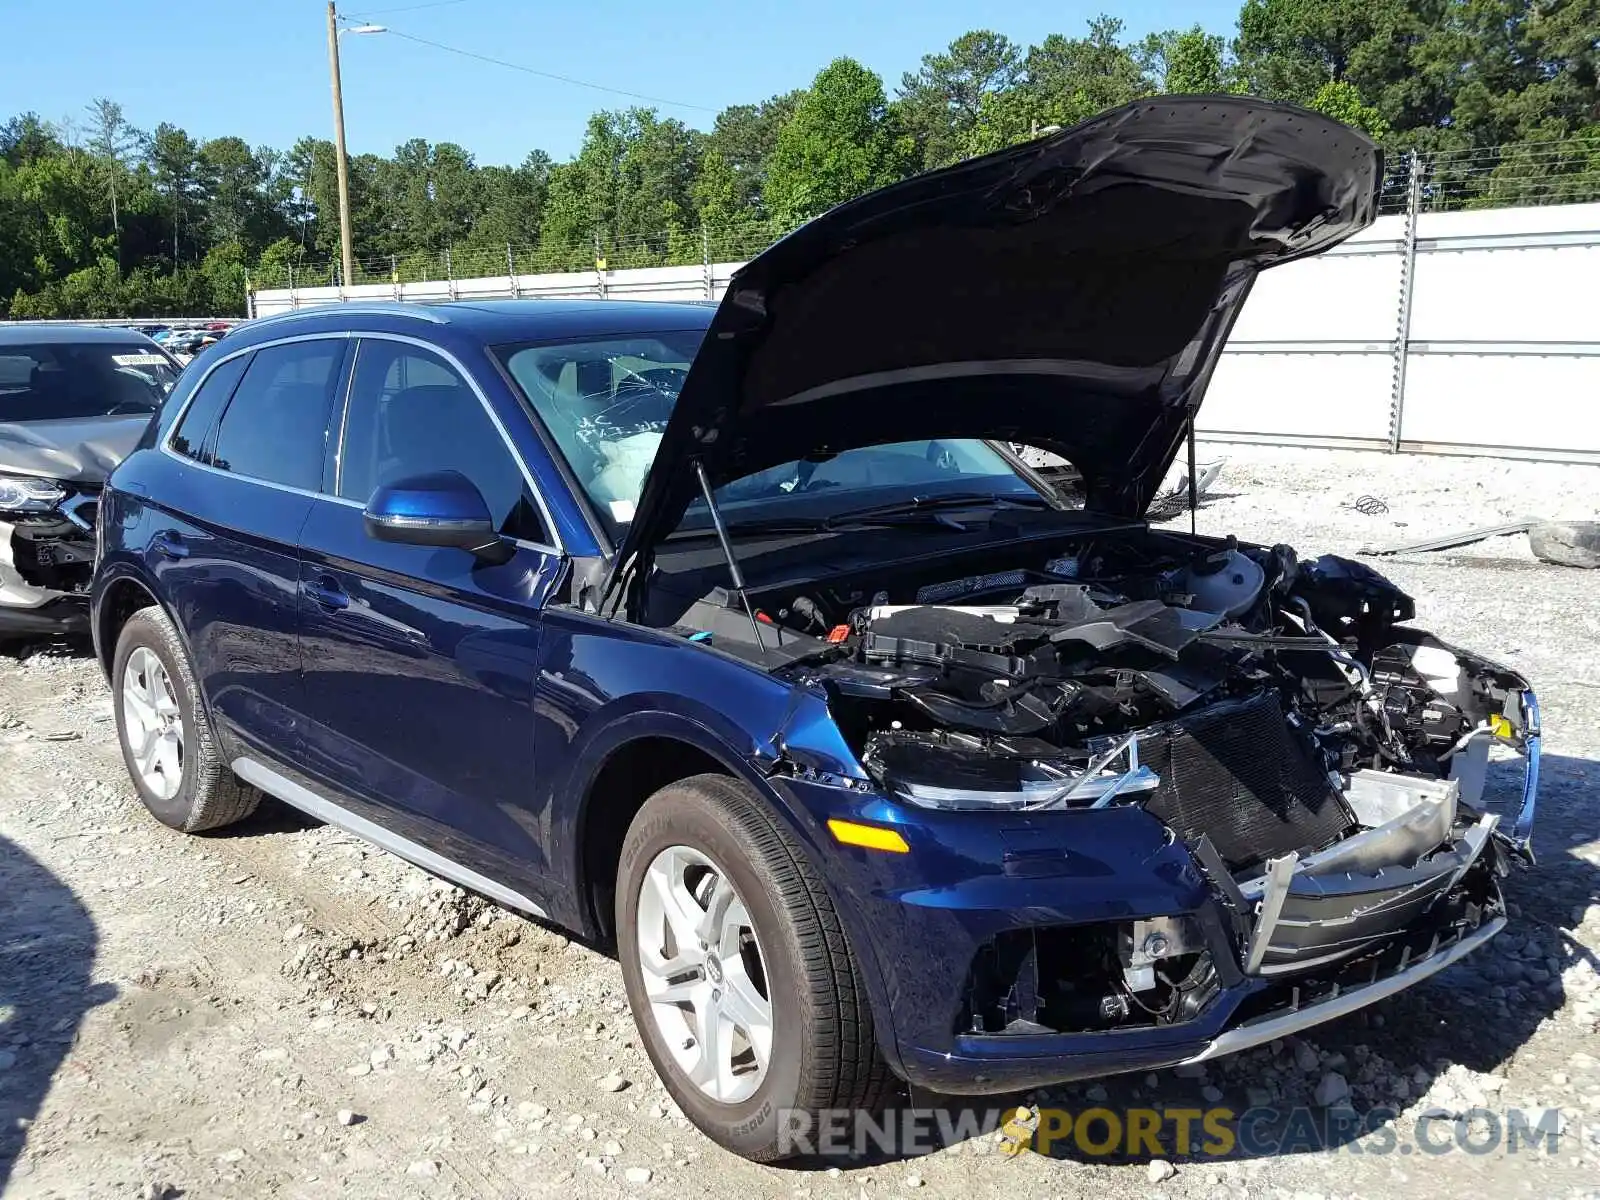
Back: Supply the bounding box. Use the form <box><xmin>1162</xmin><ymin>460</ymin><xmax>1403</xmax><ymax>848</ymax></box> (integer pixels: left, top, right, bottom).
<box><xmin>569</xmin><ymin>712</ymin><xmax>780</xmax><ymax>945</ymax></box>
<box><xmin>94</xmin><ymin>570</ymin><xmax>163</xmax><ymax>677</ymax></box>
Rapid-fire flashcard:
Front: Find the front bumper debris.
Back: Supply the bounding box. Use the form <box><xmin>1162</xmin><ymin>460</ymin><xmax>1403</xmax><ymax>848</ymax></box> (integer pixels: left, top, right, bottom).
<box><xmin>784</xmin><ymin>710</ymin><xmax>1536</xmax><ymax>1094</ymax></box>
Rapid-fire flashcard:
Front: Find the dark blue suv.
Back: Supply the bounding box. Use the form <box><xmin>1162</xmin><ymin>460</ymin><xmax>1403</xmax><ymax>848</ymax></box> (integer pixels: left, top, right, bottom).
<box><xmin>92</xmin><ymin>99</ymin><xmax>1538</xmax><ymax>1161</ymax></box>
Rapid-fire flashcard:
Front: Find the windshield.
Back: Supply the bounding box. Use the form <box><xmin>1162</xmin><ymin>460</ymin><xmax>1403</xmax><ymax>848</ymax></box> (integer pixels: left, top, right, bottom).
<box><xmin>498</xmin><ymin>333</ymin><xmax>1047</xmax><ymax>540</ymax></box>
<box><xmin>0</xmin><ymin>342</ymin><xmax>179</xmax><ymax>422</ymax></box>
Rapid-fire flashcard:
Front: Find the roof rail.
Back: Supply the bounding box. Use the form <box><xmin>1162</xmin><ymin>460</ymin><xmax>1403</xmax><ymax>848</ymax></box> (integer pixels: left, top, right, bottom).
<box><xmin>249</xmin><ymin>301</ymin><xmax>449</xmax><ymax>327</ymax></box>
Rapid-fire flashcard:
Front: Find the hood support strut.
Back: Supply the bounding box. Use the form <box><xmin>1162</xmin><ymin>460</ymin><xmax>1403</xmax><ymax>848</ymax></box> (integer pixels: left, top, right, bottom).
<box><xmin>1186</xmin><ymin>416</ymin><xmax>1199</xmax><ymax>536</ymax></box>
<box><xmin>695</xmin><ymin>458</ymin><xmax>767</xmax><ymax>650</ymax></box>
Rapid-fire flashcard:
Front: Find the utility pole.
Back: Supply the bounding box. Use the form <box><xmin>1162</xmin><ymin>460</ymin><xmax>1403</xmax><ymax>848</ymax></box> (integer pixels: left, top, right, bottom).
<box><xmin>326</xmin><ymin>1</ymin><xmax>356</xmax><ymax>287</ymax></box>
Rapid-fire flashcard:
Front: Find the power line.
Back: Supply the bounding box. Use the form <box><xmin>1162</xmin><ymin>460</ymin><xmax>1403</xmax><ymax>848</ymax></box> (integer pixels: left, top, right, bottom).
<box><xmin>348</xmin><ymin>0</ymin><xmax>473</xmax><ymax>16</ymax></box>
<box><xmin>362</xmin><ymin>24</ymin><xmax>718</xmax><ymax>113</ymax></box>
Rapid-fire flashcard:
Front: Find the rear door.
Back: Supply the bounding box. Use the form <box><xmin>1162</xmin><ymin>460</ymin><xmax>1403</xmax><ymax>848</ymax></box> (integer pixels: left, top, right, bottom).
<box><xmin>296</xmin><ymin>335</ymin><xmax>561</xmax><ymax>889</ymax></box>
<box><xmin>150</xmin><ymin>336</ymin><xmax>349</xmax><ymax>760</ymax></box>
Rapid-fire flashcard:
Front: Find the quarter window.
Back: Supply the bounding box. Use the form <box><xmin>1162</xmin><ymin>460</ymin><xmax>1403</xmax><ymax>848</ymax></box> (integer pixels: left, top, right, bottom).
<box><xmin>338</xmin><ymin>340</ymin><xmax>546</xmax><ymax>543</ymax></box>
<box><xmin>170</xmin><ymin>352</ymin><xmax>251</xmax><ymax>461</ymax></box>
<box><xmin>209</xmin><ymin>340</ymin><xmax>346</xmax><ymax>491</ymax></box>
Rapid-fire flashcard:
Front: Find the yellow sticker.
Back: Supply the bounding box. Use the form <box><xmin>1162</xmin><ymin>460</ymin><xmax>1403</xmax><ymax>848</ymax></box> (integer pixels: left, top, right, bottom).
<box><xmin>1489</xmin><ymin>714</ymin><xmax>1514</xmax><ymax>738</ymax></box>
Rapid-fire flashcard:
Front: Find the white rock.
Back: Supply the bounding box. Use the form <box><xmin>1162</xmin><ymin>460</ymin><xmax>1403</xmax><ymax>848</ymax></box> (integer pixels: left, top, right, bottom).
<box><xmin>599</xmin><ymin>1072</ymin><xmax>630</xmax><ymax>1093</ymax></box>
<box><xmin>1148</xmin><ymin>1158</ymin><xmax>1177</xmax><ymax>1183</ymax></box>
<box><xmin>1314</xmin><ymin>1072</ymin><xmax>1350</xmax><ymax>1107</ymax></box>
<box><xmin>336</xmin><ymin>1109</ymin><xmax>359</xmax><ymax>1126</ymax></box>
<box><xmin>407</xmin><ymin>1159</ymin><xmax>440</xmax><ymax>1177</ymax></box>
<box><xmin>1293</xmin><ymin>1042</ymin><xmax>1320</xmax><ymax>1074</ymax></box>
<box><xmin>905</xmin><ymin>1172</ymin><xmax>925</xmax><ymax>1188</ymax></box>
<box><xmin>603</xmin><ymin>1140</ymin><xmax>624</xmax><ymax>1156</ymax></box>
<box><xmin>625</xmin><ymin>1167</ymin><xmax>653</xmax><ymax>1184</ymax></box>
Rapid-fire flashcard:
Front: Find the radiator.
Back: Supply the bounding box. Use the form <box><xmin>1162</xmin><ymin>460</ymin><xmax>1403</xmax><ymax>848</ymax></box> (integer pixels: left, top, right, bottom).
<box><xmin>1139</xmin><ymin>691</ymin><xmax>1355</xmax><ymax>872</ymax></box>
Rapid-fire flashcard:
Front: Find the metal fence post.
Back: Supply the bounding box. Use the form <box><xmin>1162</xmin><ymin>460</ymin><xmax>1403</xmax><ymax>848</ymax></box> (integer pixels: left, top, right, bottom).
<box><xmin>703</xmin><ymin>226</ymin><xmax>713</xmax><ymax>299</ymax></box>
<box><xmin>594</xmin><ymin>229</ymin><xmax>607</xmax><ymax>299</ymax></box>
<box><xmin>392</xmin><ymin>255</ymin><xmax>402</xmax><ymax>302</ymax></box>
<box><xmin>445</xmin><ymin>246</ymin><xmax>458</xmax><ymax>301</ymax></box>
<box><xmin>1388</xmin><ymin>150</ymin><xmax>1422</xmax><ymax>452</ymax></box>
<box><xmin>243</xmin><ymin>268</ymin><xmax>255</xmax><ymax>320</ymax></box>
<box><xmin>507</xmin><ymin>243</ymin><xmax>521</xmax><ymax>299</ymax></box>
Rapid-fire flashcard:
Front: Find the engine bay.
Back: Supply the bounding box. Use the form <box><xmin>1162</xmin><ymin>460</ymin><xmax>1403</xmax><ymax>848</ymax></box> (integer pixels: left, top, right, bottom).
<box><xmin>667</xmin><ymin>525</ymin><xmax>1533</xmax><ymax>1019</ymax></box>
<box><xmin>672</xmin><ymin>528</ymin><xmax>1529</xmax><ymax>816</ymax></box>
<box><xmin>656</xmin><ymin>524</ymin><xmax>1529</xmax><ymax>1036</ymax></box>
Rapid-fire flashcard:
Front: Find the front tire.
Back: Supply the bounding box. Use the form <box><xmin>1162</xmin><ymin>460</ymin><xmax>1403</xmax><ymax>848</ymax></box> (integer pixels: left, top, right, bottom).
<box><xmin>111</xmin><ymin>606</ymin><xmax>258</xmax><ymax>833</ymax></box>
<box><xmin>616</xmin><ymin>774</ymin><xmax>893</xmax><ymax>1162</ymax></box>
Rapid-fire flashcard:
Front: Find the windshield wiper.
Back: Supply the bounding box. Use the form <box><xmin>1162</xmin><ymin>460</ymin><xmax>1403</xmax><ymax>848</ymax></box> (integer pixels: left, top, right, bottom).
<box><xmin>669</xmin><ymin>492</ymin><xmax>1053</xmax><ymax>540</ymax></box>
<box><xmin>824</xmin><ymin>491</ymin><xmax>1053</xmax><ymax>524</ymax></box>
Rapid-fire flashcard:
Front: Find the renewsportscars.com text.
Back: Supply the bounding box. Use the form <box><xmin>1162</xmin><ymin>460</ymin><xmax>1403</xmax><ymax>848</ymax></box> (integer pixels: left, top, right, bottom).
<box><xmin>776</xmin><ymin>1105</ymin><xmax>1571</xmax><ymax>1159</ymax></box>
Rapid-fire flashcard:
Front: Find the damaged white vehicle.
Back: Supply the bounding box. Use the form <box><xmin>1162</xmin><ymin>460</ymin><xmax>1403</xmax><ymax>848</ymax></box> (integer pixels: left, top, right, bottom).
<box><xmin>0</xmin><ymin>326</ymin><xmax>176</xmax><ymax>637</ymax></box>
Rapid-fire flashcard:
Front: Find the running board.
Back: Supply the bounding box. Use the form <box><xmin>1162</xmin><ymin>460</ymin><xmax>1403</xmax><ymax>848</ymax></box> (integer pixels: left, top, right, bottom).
<box><xmin>231</xmin><ymin>756</ymin><xmax>550</xmax><ymax>920</ymax></box>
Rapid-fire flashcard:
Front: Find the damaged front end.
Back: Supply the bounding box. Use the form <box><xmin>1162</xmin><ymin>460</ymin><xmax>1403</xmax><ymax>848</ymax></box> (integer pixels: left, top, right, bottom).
<box><xmin>0</xmin><ymin>479</ymin><xmax>100</xmax><ymax>623</ymax></box>
<box><xmin>774</xmin><ymin>530</ymin><xmax>1535</xmax><ymax>1052</ymax></box>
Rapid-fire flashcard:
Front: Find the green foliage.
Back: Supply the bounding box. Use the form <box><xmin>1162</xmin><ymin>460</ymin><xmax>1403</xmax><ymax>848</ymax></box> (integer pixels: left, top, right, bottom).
<box><xmin>1310</xmin><ymin>79</ymin><xmax>1392</xmax><ymax>137</ymax></box>
<box><xmin>896</xmin><ymin>31</ymin><xmax>1023</xmax><ymax>169</ymax></box>
<box><xmin>1141</xmin><ymin>26</ymin><xmax>1235</xmax><ymax>93</ymax></box>
<box><xmin>763</xmin><ymin>58</ymin><xmax>915</xmax><ymax>226</ymax></box>
<box><xmin>4</xmin><ymin>2</ymin><xmax>1599</xmax><ymax>317</ymax></box>
<box><xmin>963</xmin><ymin>17</ymin><xmax>1155</xmax><ymax>156</ymax></box>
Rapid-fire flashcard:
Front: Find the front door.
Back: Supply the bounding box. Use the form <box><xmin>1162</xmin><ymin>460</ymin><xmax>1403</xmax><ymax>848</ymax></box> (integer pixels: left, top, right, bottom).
<box><xmin>296</xmin><ymin>337</ymin><xmax>560</xmax><ymax>891</ymax></box>
<box><xmin>150</xmin><ymin>337</ymin><xmax>349</xmax><ymax>760</ymax></box>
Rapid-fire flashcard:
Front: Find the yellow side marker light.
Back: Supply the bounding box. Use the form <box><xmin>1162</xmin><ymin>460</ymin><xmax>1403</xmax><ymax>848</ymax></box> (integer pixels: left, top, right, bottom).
<box><xmin>1489</xmin><ymin>714</ymin><xmax>1515</xmax><ymax>739</ymax></box>
<box><xmin>827</xmin><ymin>819</ymin><xmax>910</xmax><ymax>854</ymax></box>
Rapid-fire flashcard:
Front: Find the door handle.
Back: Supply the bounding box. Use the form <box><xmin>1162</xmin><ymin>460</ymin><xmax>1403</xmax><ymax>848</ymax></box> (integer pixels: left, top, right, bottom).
<box><xmin>151</xmin><ymin>530</ymin><xmax>188</xmax><ymax>559</ymax></box>
<box><xmin>304</xmin><ymin>576</ymin><xmax>350</xmax><ymax>611</ymax></box>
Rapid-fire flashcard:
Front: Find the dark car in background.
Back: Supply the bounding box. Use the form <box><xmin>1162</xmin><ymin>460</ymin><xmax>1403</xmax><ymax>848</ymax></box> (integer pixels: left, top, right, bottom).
<box><xmin>0</xmin><ymin>325</ymin><xmax>179</xmax><ymax>636</ymax></box>
<box><xmin>89</xmin><ymin>98</ymin><xmax>1538</xmax><ymax>1162</ymax></box>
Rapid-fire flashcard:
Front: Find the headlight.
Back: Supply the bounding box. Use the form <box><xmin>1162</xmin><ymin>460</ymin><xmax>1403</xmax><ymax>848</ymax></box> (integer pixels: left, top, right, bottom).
<box><xmin>867</xmin><ymin>730</ymin><xmax>1160</xmax><ymax>812</ymax></box>
<box><xmin>0</xmin><ymin>474</ymin><xmax>67</xmax><ymax>513</ymax></box>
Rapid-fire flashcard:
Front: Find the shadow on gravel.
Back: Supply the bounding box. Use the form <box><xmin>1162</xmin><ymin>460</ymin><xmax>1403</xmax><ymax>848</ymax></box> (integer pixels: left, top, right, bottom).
<box><xmin>794</xmin><ymin>752</ymin><xmax>1600</xmax><ymax>1173</ymax></box>
<box><xmin>0</xmin><ymin>835</ymin><xmax>116</xmax><ymax>1189</ymax></box>
<box><xmin>0</xmin><ymin>635</ymin><xmax>96</xmax><ymax>663</ymax></box>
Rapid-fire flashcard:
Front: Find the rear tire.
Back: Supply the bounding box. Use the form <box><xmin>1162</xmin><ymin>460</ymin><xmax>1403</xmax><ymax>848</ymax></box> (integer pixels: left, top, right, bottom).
<box><xmin>111</xmin><ymin>606</ymin><xmax>258</xmax><ymax>833</ymax></box>
<box><xmin>616</xmin><ymin>774</ymin><xmax>893</xmax><ymax>1162</ymax></box>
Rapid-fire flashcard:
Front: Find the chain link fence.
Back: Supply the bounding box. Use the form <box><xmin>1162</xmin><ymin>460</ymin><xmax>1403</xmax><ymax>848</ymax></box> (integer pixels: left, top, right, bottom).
<box><xmin>253</xmin><ymin>134</ymin><xmax>1600</xmax><ymax>292</ymax></box>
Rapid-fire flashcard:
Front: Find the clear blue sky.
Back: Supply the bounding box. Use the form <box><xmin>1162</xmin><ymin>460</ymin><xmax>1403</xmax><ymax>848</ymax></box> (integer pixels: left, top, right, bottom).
<box><xmin>1</xmin><ymin>0</ymin><xmax>1240</xmax><ymax>165</ymax></box>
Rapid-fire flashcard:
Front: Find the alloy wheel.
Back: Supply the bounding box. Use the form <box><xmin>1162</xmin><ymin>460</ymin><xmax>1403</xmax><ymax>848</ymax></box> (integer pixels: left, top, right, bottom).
<box><xmin>635</xmin><ymin>844</ymin><xmax>773</xmax><ymax>1104</ymax></box>
<box><xmin>121</xmin><ymin>646</ymin><xmax>184</xmax><ymax>801</ymax></box>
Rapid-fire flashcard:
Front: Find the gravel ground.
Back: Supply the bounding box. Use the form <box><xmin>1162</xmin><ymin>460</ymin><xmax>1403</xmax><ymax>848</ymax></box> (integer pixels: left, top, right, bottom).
<box><xmin>2</xmin><ymin>444</ymin><xmax>1599</xmax><ymax>1200</ymax></box>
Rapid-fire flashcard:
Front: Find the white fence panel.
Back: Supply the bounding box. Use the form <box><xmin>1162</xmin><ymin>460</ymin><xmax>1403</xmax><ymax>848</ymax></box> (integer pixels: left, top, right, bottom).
<box><xmin>249</xmin><ymin>204</ymin><xmax>1600</xmax><ymax>462</ymax></box>
<box><xmin>1200</xmin><ymin>352</ymin><xmax>1395</xmax><ymax>445</ymax></box>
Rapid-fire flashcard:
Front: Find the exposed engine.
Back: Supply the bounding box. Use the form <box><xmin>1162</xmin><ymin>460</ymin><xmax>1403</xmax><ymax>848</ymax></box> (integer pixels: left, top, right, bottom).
<box><xmin>762</xmin><ymin>536</ymin><xmax>1524</xmax><ymax>822</ymax></box>
<box><xmin>673</xmin><ymin>528</ymin><xmax>1534</xmax><ymax>1032</ymax></box>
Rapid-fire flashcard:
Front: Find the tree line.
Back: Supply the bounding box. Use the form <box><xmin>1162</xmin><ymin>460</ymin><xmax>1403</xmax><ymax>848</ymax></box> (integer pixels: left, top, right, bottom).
<box><xmin>4</xmin><ymin>0</ymin><xmax>1598</xmax><ymax>319</ymax></box>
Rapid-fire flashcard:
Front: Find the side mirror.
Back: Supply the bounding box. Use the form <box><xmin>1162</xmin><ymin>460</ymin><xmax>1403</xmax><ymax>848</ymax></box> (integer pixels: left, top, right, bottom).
<box><xmin>363</xmin><ymin>470</ymin><xmax>508</xmax><ymax>559</ymax></box>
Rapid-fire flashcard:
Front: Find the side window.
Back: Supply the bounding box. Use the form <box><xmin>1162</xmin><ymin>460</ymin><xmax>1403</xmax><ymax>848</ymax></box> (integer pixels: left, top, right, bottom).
<box><xmin>169</xmin><ymin>352</ymin><xmax>251</xmax><ymax>460</ymax></box>
<box><xmin>338</xmin><ymin>340</ymin><xmax>547</xmax><ymax>543</ymax></box>
<box><xmin>210</xmin><ymin>340</ymin><xmax>346</xmax><ymax>491</ymax></box>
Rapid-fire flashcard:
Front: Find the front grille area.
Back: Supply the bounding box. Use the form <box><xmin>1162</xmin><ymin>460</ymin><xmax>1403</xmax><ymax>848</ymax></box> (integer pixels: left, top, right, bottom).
<box><xmin>1139</xmin><ymin>691</ymin><xmax>1355</xmax><ymax>872</ymax></box>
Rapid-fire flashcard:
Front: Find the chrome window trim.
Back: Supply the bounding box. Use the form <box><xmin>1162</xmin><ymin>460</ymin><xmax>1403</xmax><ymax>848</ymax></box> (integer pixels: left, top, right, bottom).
<box><xmin>335</xmin><ymin>331</ymin><xmax>563</xmax><ymax>554</ymax></box>
<box><xmin>158</xmin><ymin>329</ymin><xmax>564</xmax><ymax>558</ymax></box>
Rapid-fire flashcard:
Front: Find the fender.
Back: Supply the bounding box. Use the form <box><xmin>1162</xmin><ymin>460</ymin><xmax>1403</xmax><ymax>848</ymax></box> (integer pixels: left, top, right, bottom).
<box><xmin>556</xmin><ymin>694</ymin><xmax>907</xmax><ymax>1079</ymax></box>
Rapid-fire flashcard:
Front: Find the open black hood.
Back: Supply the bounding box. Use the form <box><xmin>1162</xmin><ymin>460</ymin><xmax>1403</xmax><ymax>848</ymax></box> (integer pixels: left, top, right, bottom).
<box><xmin>610</xmin><ymin>96</ymin><xmax>1379</xmax><ymax>606</ymax></box>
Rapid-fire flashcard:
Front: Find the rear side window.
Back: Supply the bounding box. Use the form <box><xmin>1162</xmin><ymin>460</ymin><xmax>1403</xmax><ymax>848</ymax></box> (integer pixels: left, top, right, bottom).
<box><xmin>210</xmin><ymin>340</ymin><xmax>346</xmax><ymax>491</ymax></box>
<box><xmin>169</xmin><ymin>352</ymin><xmax>251</xmax><ymax>460</ymax></box>
<box><xmin>337</xmin><ymin>339</ymin><xmax>547</xmax><ymax>542</ymax></box>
